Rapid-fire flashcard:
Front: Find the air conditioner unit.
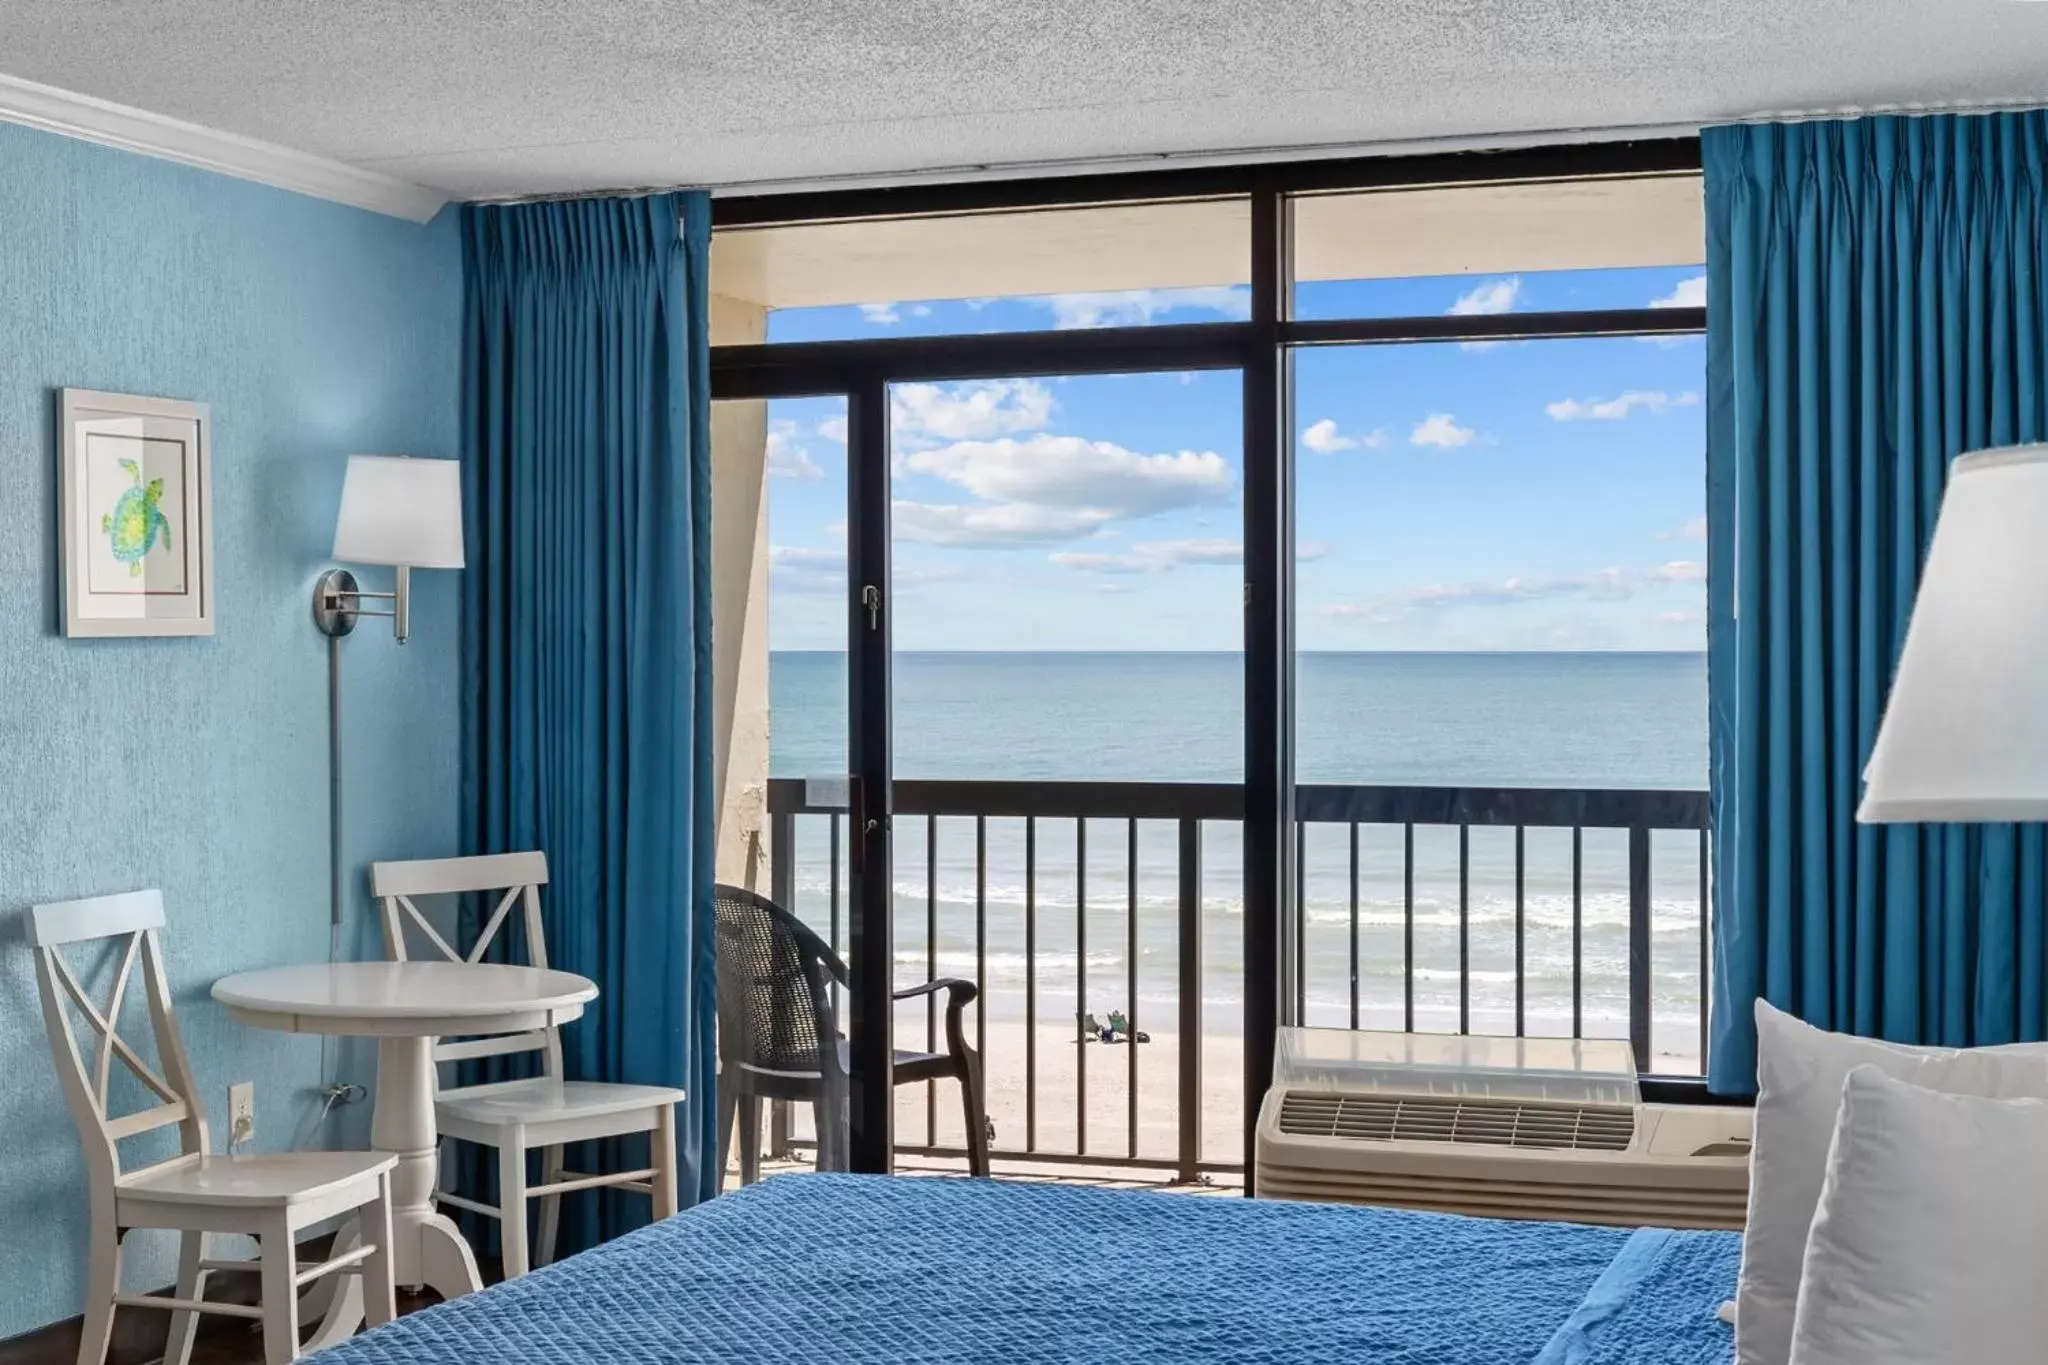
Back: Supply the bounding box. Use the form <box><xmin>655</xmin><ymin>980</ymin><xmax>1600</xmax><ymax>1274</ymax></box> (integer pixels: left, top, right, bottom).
<box><xmin>1253</xmin><ymin>1028</ymin><xmax>1751</xmax><ymax>1230</ymax></box>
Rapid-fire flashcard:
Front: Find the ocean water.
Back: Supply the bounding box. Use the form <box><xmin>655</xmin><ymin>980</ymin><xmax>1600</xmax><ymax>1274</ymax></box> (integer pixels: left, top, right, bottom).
<box><xmin>769</xmin><ymin>651</ymin><xmax>1710</xmax><ymax>1069</ymax></box>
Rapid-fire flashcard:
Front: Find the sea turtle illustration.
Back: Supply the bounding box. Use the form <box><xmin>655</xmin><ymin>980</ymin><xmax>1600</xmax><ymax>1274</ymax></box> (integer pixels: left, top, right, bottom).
<box><xmin>101</xmin><ymin>458</ymin><xmax>172</xmax><ymax>577</ymax></box>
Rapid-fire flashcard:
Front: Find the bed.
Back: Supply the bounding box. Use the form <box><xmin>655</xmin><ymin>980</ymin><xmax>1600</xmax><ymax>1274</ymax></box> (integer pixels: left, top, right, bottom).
<box><xmin>313</xmin><ymin>1174</ymin><xmax>1739</xmax><ymax>1363</ymax></box>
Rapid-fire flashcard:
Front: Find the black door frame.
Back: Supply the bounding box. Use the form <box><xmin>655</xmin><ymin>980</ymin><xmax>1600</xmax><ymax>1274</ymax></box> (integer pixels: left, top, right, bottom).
<box><xmin>712</xmin><ymin>136</ymin><xmax>1707</xmax><ymax>1183</ymax></box>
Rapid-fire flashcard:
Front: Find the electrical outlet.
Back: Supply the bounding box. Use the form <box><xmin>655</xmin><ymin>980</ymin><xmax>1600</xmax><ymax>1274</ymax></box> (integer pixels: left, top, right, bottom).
<box><xmin>228</xmin><ymin>1081</ymin><xmax>255</xmax><ymax>1149</ymax></box>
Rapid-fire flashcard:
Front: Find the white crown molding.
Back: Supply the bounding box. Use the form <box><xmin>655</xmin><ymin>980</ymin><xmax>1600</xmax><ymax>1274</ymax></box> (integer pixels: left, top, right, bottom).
<box><xmin>0</xmin><ymin>72</ymin><xmax>446</xmax><ymax>223</ymax></box>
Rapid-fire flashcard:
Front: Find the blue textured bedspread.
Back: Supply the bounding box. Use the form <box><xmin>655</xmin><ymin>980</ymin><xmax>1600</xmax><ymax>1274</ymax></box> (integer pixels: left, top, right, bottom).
<box><xmin>317</xmin><ymin>1174</ymin><xmax>1737</xmax><ymax>1363</ymax></box>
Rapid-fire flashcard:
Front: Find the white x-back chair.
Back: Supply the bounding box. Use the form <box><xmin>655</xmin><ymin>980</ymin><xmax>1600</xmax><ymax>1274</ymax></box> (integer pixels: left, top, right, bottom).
<box><xmin>372</xmin><ymin>853</ymin><xmax>682</xmax><ymax>1278</ymax></box>
<box><xmin>29</xmin><ymin>890</ymin><xmax>397</xmax><ymax>1365</ymax></box>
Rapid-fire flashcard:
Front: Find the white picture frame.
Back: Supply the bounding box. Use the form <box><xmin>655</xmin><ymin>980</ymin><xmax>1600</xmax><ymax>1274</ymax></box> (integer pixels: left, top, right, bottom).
<box><xmin>59</xmin><ymin>388</ymin><xmax>214</xmax><ymax>638</ymax></box>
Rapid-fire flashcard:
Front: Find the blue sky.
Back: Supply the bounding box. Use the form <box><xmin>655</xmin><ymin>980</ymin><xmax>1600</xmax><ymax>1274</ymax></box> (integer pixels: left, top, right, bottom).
<box><xmin>758</xmin><ymin>266</ymin><xmax>1706</xmax><ymax>652</ymax></box>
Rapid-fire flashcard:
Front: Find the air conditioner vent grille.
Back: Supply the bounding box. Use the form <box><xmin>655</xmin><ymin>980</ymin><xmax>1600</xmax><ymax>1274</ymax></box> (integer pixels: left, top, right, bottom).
<box><xmin>1276</xmin><ymin>1091</ymin><xmax>1636</xmax><ymax>1152</ymax></box>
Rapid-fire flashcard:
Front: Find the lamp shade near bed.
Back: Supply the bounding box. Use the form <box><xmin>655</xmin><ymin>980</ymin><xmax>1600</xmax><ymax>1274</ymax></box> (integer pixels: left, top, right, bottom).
<box><xmin>1860</xmin><ymin>444</ymin><xmax>2048</xmax><ymax>823</ymax></box>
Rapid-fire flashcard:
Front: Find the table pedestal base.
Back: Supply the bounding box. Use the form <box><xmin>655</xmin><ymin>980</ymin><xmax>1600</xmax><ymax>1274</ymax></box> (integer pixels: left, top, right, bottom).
<box><xmin>302</xmin><ymin>1035</ymin><xmax>483</xmax><ymax>1349</ymax></box>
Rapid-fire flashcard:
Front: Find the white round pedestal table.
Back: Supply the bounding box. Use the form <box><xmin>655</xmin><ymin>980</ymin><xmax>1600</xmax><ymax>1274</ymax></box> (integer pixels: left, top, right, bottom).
<box><xmin>213</xmin><ymin>961</ymin><xmax>598</xmax><ymax>1348</ymax></box>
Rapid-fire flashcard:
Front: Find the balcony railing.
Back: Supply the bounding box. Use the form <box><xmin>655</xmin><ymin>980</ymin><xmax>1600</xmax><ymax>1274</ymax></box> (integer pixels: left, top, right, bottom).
<box><xmin>765</xmin><ymin>777</ymin><xmax>1711</xmax><ymax>1179</ymax></box>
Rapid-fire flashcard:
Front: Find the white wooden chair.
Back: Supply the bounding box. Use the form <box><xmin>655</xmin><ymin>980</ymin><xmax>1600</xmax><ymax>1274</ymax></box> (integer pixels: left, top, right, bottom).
<box><xmin>371</xmin><ymin>852</ymin><xmax>683</xmax><ymax>1279</ymax></box>
<box><xmin>29</xmin><ymin>890</ymin><xmax>397</xmax><ymax>1365</ymax></box>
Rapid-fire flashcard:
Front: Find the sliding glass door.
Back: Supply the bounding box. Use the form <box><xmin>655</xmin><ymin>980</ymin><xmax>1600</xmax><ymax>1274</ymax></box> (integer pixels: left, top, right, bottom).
<box><xmin>884</xmin><ymin>368</ymin><xmax>1246</xmax><ymax>1175</ymax></box>
<box><xmin>709</xmin><ymin>144</ymin><xmax>1713</xmax><ymax>1183</ymax></box>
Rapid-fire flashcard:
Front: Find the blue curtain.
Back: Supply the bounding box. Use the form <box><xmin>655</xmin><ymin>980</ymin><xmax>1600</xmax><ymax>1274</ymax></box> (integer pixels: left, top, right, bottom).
<box><xmin>1706</xmin><ymin>113</ymin><xmax>2048</xmax><ymax>1092</ymax></box>
<box><xmin>458</xmin><ymin>192</ymin><xmax>719</xmax><ymax>1240</ymax></box>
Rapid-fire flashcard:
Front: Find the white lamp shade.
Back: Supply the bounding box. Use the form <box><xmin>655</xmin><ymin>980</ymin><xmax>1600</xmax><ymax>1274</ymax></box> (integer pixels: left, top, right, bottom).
<box><xmin>1860</xmin><ymin>444</ymin><xmax>2048</xmax><ymax>822</ymax></box>
<box><xmin>331</xmin><ymin>455</ymin><xmax>464</xmax><ymax>569</ymax></box>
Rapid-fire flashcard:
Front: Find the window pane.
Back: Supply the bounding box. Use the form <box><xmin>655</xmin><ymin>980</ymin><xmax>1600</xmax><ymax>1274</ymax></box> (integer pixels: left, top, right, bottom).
<box><xmin>711</xmin><ymin>199</ymin><xmax>1249</xmax><ymax>343</ymax></box>
<box><xmin>1293</xmin><ymin>334</ymin><xmax>1706</xmax><ymax>786</ymax></box>
<box><xmin>1291</xmin><ymin>176</ymin><xmax>1704</xmax><ymax>320</ymax></box>
<box><xmin>884</xmin><ymin>370</ymin><xmax>1245</xmax><ymax>781</ymax></box>
<box><xmin>1290</xmin><ymin>330</ymin><xmax>1707</xmax><ymax>1071</ymax></box>
<box><xmin>760</xmin><ymin>394</ymin><xmax>851</xmax><ymax>779</ymax></box>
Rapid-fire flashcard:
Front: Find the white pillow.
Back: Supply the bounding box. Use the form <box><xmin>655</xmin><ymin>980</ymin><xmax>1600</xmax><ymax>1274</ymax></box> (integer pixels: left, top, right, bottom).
<box><xmin>1735</xmin><ymin>1000</ymin><xmax>2048</xmax><ymax>1365</ymax></box>
<box><xmin>1789</xmin><ymin>1066</ymin><xmax>2048</xmax><ymax>1364</ymax></box>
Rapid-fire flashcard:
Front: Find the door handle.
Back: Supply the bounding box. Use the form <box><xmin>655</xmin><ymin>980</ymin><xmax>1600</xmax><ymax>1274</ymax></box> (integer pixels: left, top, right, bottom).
<box><xmin>849</xmin><ymin>778</ymin><xmax>882</xmax><ymax>874</ymax></box>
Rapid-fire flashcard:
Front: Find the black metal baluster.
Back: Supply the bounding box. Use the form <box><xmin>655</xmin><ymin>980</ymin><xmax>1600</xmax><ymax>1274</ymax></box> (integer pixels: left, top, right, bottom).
<box><xmin>829</xmin><ymin>813</ymin><xmax>842</xmax><ymax>958</ymax></box>
<box><xmin>829</xmin><ymin>813</ymin><xmax>844</xmax><ymax>1044</ymax></box>
<box><xmin>768</xmin><ymin>809</ymin><xmax>796</xmax><ymax>1161</ymax></box>
<box><xmin>1403</xmin><ymin>822</ymin><xmax>1415</xmax><ymax>1034</ymax></box>
<box><xmin>1127</xmin><ymin>817</ymin><xmax>1140</xmax><ymax>1162</ymax></box>
<box><xmin>1514</xmin><ymin>826</ymin><xmax>1526</xmax><ymax>1038</ymax></box>
<box><xmin>1176</xmin><ymin>816</ymin><xmax>1203</xmax><ymax>1184</ymax></box>
<box><xmin>927</xmin><ymin>814</ymin><xmax>939</xmax><ymax>1148</ymax></box>
<box><xmin>1628</xmin><ymin>827</ymin><xmax>1653</xmax><ymax>1073</ymax></box>
<box><xmin>1348</xmin><ymin>823</ymin><xmax>1360</xmax><ymax>1031</ymax></box>
<box><xmin>1458</xmin><ymin>824</ymin><xmax>1471</xmax><ymax>1036</ymax></box>
<box><xmin>1295</xmin><ymin>821</ymin><xmax>1308</xmax><ymax>1022</ymax></box>
<box><xmin>1698</xmin><ymin>826</ymin><xmax>1710</xmax><ymax>1075</ymax></box>
<box><xmin>1571</xmin><ymin>826</ymin><xmax>1584</xmax><ymax>1040</ymax></box>
<box><xmin>1026</xmin><ymin>815</ymin><xmax>1037</xmax><ymax>1153</ymax></box>
<box><xmin>976</xmin><ymin>817</ymin><xmax>987</xmax><ymax>1064</ymax></box>
<box><xmin>1077</xmin><ymin>817</ymin><xmax>1088</xmax><ymax>1156</ymax></box>
<box><xmin>770</xmin><ymin>808</ymin><xmax>795</xmax><ymax>913</ymax></box>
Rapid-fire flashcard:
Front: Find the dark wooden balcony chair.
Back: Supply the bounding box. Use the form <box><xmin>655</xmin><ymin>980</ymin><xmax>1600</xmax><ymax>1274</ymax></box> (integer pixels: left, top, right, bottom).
<box><xmin>713</xmin><ymin>883</ymin><xmax>991</xmax><ymax>1182</ymax></box>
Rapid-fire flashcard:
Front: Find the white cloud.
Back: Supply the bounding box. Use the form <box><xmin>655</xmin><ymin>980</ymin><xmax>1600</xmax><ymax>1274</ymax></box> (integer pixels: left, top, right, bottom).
<box><xmin>856</xmin><ymin>300</ymin><xmax>929</xmax><ymax>324</ymax></box>
<box><xmin>1050</xmin><ymin>538</ymin><xmax>1243</xmax><ymax>575</ymax></box>
<box><xmin>1657</xmin><ymin>516</ymin><xmax>1708</xmax><ymax>542</ymax></box>
<box><xmin>766</xmin><ymin>423</ymin><xmax>822</xmax><ymax>482</ymax></box>
<box><xmin>1656</xmin><ymin>609</ymin><xmax>1705</xmax><ymax>625</ymax></box>
<box><xmin>1449</xmin><ymin>277</ymin><xmax>1522</xmax><ymax>316</ymax></box>
<box><xmin>1048</xmin><ymin>550</ymin><xmax>1155</xmax><ymax>575</ymax></box>
<box><xmin>903</xmin><ymin>435</ymin><xmax>1232</xmax><ymax>519</ymax></box>
<box><xmin>1324</xmin><ymin>569</ymin><xmax>1631</xmax><ymax>617</ymax></box>
<box><xmin>770</xmin><ymin>544</ymin><xmax>844</xmax><ymax>592</ymax></box>
<box><xmin>887</xmin><ymin>401</ymin><xmax>1234</xmax><ymax>550</ymax></box>
<box><xmin>892</xmin><ymin>379</ymin><xmax>1055</xmax><ymax>442</ymax></box>
<box><xmin>1302</xmin><ymin>419</ymin><xmax>1390</xmax><ymax>455</ymax></box>
<box><xmin>1545</xmin><ymin>390</ymin><xmax>1700</xmax><ymax>422</ymax></box>
<box><xmin>1410</xmin><ymin>413</ymin><xmax>1476</xmax><ymax>448</ymax></box>
<box><xmin>817</xmin><ymin>415</ymin><xmax>848</xmax><ymax>444</ymax></box>
<box><xmin>1036</xmin><ymin>287</ymin><xmax>1250</xmax><ymax>330</ymax></box>
<box><xmin>893</xmin><ymin>500</ymin><xmax>1117</xmax><ymax>548</ymax></box>
<box><xmin>1053</xmin><ymin>538</ymin><xmax>1332</xmax><ymax>575</ymax></box>
<box><xmin>1323</xmin><ymin>560</ymin><xmax>1706</xmax><ymax>620</ymax></box>
<box><xmin>1651</xmin><ymin>275</ymin><xmax>1707</xmax><ymax>309</ymax></box>
<box><xmin>1302</xmin><ymin>419</ymin><xmax>1352</xmax><ymax>454</ymax></box>
<box><xmin>771</xmin><ymin>543</ymin><xmax>964</xmax><ymax>591</ymax></box>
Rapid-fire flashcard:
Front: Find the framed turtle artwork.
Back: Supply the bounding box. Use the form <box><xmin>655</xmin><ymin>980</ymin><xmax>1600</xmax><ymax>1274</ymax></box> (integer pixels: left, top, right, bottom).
<box><xmin>58</xmin><ymin>389</ymin><xmax>214</xmax><ymax>637</ymax></box>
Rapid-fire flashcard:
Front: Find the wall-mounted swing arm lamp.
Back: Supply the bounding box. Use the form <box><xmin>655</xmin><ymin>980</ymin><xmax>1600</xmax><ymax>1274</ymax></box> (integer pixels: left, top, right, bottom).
<box><xmin>312</xmin><ymin>454</ymin><xmax>464</xmax><ymax>644</ymax></box>
<box><xmin>311</xmin><ymin>453</ymin><xmax>464</xmax><ymax>944</ymax></box>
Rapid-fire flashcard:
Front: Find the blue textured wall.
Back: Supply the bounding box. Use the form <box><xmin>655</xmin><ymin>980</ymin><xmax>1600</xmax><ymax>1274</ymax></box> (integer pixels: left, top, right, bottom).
<box><xmin>0</xmin><ymin>121</ymin><xmax>461</xmax><ymax>1338</ymax></box>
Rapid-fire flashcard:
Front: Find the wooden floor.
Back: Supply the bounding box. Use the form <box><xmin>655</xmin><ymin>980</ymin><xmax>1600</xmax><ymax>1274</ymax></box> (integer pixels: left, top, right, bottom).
<box><xmin>0</xmin><ymin>1155</ymin><xmax>1241</xmax><ymax>1365</ymax></box>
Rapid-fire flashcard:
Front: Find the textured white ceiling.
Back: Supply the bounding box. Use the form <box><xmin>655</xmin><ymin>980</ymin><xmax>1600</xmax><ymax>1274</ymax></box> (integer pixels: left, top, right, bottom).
<box><xmin>1</xmin><ymin>1</ymin><xmax>2046</xmax><ymax>200</ymax></box>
